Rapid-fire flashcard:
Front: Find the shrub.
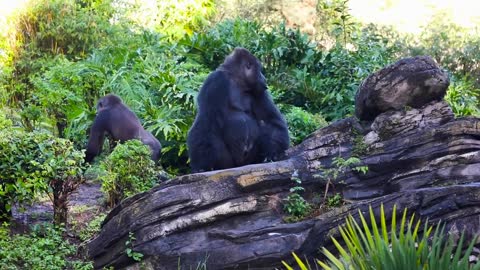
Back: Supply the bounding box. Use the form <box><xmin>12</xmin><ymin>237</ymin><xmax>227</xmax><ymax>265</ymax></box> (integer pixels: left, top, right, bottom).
<box><xmin>283</xmin><ymin>172</ymin><xmax>312</xmax><ymax>222</ymax></box>
<box><xmin>154</xmin><ymin>0</ymin><xmax>216</xmax><ymax>40</ymax></box>
<box><xmin>283</xmin><ymin>106</ymin><xmax>327</xmax><ymax>145</ymax></box>
<box><xmin>0</xmin><ymin>128</ymin><xmax>84</xmax><ymax>224</ymax></box>
<box><xmin>0</xmin><ymin>110</ymin><xmax>12</xmax><ymax>128</ymax></box>
<box><xmin>282</xmin><ymin>205</ymin><xmax>480</xmax><ymax>270</ymax></box>
<box><xmin>0</xmin><ymin>223</ymin><xmax>93</xmax><ymax>270</ymax></box>
<box><xmin>99</xmin><ymin>140</ymin><xmax>158</xmax><ymax>207</ymax></box>
<box><xmin>408</xmin><ymin>12</ymin><xmax>480</xmax><ymax>87</ymax></box>
<box><xmin>78</xmin><ymin>213</ymin><xmax>107</xmax><ymax>242</ymax></box>
<box><xmin>445</xmin><ymin>75</ymin><xmax>480</xmax><ymax>117</ymax></box>
<box><xmin>0</xmin><ymin>0</ymin><xmax>123</xmax><ymax>129</ymax></box>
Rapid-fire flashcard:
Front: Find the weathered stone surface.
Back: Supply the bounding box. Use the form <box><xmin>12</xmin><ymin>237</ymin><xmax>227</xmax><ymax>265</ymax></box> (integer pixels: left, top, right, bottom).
<box><xmin>88</xmin><ymin>100</ymin><xmax>480</xmax><ymax>269</ymax></box>
<box><xmin>355</xmin><ymin>56</ymin><xmax>449</xmax><ymax>121</ymax></box>
<box><xmin>370</xmin><ymin>100</ymin><xmax>454</xmax><ymax>140</ymax></box>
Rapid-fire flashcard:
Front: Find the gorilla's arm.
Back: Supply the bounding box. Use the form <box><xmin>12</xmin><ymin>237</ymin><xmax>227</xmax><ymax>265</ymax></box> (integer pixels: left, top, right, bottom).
<box><xmin>188</xmin><ymin>118</ymin><xmax>234</xmax><ymax>172</ymax></box>
<box><xmin>221</xmin><ymin>83</ymin><xmax>260</xmax><ymax>166</ymax></box>
<box><xmin>138</xmin><ymin>130</ymin><xmax>162</xmax><ymax>162</ymax></box>
<box><xmin>253</xmin><ymin>93</ymin><xmax>290</xmax><ymax>160</ymax></box>
<box><xmin>188</xmin><ymin>71</ymin><xmax>236</xmax><ymax>172</ymax></box>
<box><xmin>85</xmin><ymin>113</ymin><xmax>108</xmax><ymax>163</ymax></box>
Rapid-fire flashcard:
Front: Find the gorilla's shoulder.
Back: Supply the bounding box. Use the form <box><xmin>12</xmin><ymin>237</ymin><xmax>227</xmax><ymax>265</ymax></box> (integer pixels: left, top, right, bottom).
<box><xmin>205</xmin><ymin>69</ymin><xmax>230</xmax><ymax>85</ymax></box>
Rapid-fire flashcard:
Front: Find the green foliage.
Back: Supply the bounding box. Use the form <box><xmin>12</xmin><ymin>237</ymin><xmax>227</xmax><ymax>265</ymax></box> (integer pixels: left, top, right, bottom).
<box><xmin>30</xmin><ymin>57</ymin><xmax>92</xmax><ymax>139</ymax></box>
<box><xmin>125</xmin><ymin>232</ymin><xmax>144</xmax><ymax>262</ymax></box>
<box><xmin>99</xmin><ymin>140</ymin><xmax>158</xmax><ymax>207</ymax></box>
<box><xmin>0</xmin><ymin>128</ymin><xmax>84</xmax><ymax>223</ymax></box>
<box><xmin>284</xmin><ymin>171</ymin><xmax>312</xmax><ymax>222</ymax></box>
<box><xmin>323</xmin><ymin>156</ymin><xmax>368</xmax><ymax>180</ymax></box>
<box><xmin>283</xmin><ymin>205</ymin><xmax>480</xmax><ymax>270</ymax></box>
<box><xmin>0</xmin><ymin>110</ymin><xmax>13</xmax><ymax>129</ymax></box>
<box><xmin>317</xmin><ymin>0</ymin><xmax>357</xmax><ymax>46</ymax></box>
<box><xmin>284</xmin><ymin>193</ymin><xmax>312</xmax><ymax>222</ymax></box>
<box><xmin>283</xmin><ymin>106</ymin><xmax>327</xmax><ymax>145</ymax></box>
<box><xmin>326</xmin><ymin>193</ymin><xmax>342</xmax><ymax>208</ymax></box>
<box><xmin>352</xmin><ymin>131</ymin><xmax>369</xmax><ymax>157</ymax></box>
<box><xmin>155</xmin><ymin>0</ymin><xmax>216</xmax><ymax>40</ymax></box>
<box><xmin>445</xmin><ymin>75</ymin><xmax>480</xmax><ymax>117</ymax></box>
<box><xmin>1</xmin><ymin>0</ymin><xmax>122</xmax><ymax>116</ymax></box>
<box><xmin>409</xmin><ymin>12</ymin><xmax>480</xmax><ymax>86</ymax></box>
<box><xmin>0</xmin><ymin>223</ymin><xmax>92</xmax><ymax>270</ymax></box>
<box><xmin>319</xmin><ymin>205</ymin><xmax>480</xmax><ymax>270</ymax></box>
<box><xmin>78</xmin><ymin>213</ymin><xmax>107</xmax><ymax>242</ymax></box>
<box><xmin>319</xmin><ymin>156</ymin><xmax>367</xmax><ymax>208</ymax></box>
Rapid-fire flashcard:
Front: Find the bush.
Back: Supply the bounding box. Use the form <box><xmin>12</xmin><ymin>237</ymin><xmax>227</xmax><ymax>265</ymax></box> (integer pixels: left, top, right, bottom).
<box><xmin>0</xmin><ymin>128</ymin><xmax>84</xmax><ymax>224</ymax></box>
<box><xmin>78</xmin><ymin>213</ymin><xmax>107</xmax><ymax>242</ymax></box>
<box><xmin>283</xmin><ymin>172</ymin><xmax>312</xmax><ymax>222</ymax></box>
<box><xmin>154</xmin><ymin>0</ymin><xmax>216</xmax><ymax>40</ymax></box>
<box><xmin>0</xmin><ymin>110</ymin><xmax>12</xmax><ymax>129</ymax></box>
<box><xmin>283</xmin><ymin>106</ymin><xmax>327</xmax><ymax>145</ymax></box>
<box><xmin>445</xmin><ymin>75</ymin><xmax>480</xmax><ymax>117</ymax></box>
<box><xmin>99</xmin><ymin>140</ymin><xmax>158</xmax><ymax>207</ymax></box>
<box><xmin>408</xmin><ymin>12</ymin><xmax>480</xmax><ymax>87</ymax></box>
<box><xmin>283</xmin><ymin>205</ymin><xmax>480</xmax><ymax>270</ymax></box>
<box><xmin>0</xmin><ymin>0</ymin><xmax>122</xmax><ymax>125</ymax></box>
<box><xmin>0</xmin><ymin>223</ymin><xmax>92</xmax><ymax>270</ymax></box>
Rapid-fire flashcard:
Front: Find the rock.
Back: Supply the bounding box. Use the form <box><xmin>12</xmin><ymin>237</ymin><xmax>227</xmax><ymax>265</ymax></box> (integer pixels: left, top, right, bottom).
<box><xmin>88</xmin><ymin>101</ymin><xmax>480</xmax><ymax>269</ymax></box>
<box><xmin>355</xmin><ymin>56</ymin><xmax>449</xmax><ymax>121</ymax></box>
<box><xmin>371</xmin><ymin>100</ymin><xmax>454</xmax><ymax>140</ymax></box>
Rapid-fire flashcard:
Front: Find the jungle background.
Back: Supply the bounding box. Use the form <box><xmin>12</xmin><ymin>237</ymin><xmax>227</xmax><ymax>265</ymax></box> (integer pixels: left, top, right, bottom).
<box><xmin>0</xmin><ymin>0</ymin><xmax>479</xmax><ymax>269</ymax></box>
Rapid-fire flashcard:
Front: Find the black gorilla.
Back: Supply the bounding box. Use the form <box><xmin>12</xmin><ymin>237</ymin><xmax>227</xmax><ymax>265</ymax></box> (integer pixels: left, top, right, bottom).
<box><xmin>187</xmin><ymin>47</ymin><xmax>289</xmax><ymax>172</ymax></box>
<box><xmin>85</xmin><ymin>94</ymin><xmax>161</xmax><ymax>163</ymax></box>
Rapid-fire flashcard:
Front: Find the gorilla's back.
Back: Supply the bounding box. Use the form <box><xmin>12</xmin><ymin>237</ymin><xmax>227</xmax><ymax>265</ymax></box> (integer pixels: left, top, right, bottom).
<box><xmin>106</xmin><ymin>105</ymin><xmax>143</xmax><ymax>142</ymax></box>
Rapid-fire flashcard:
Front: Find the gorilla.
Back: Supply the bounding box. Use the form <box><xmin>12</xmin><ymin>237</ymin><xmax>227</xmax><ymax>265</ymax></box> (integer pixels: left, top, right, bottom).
<box><xmin>187</xmin><ymin>47</ymin><xmax>289</xmax><ymax>172</ymax></box>
<box><xmin>85</xmin><ymin>94</ymin><xmax>161</xmax><ymax>163</ymax></box>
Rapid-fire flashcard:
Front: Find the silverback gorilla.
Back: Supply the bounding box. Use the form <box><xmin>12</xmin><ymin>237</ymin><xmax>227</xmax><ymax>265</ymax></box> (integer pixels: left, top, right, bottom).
<box><xmin>85</xmin><ymin>94</ymin><xmax>161</xmax><ymax>163</ymax></box>
<box><xmin>187</xmin><ymin>47</ymin><xmax>289</xmax><ymax>172</ymax></box>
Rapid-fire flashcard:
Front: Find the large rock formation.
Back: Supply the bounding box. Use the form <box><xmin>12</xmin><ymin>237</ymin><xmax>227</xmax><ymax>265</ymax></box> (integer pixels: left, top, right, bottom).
<box><xmin>88</xmin><ymin>58</ymin><xmax>480</xmax><ymax>270</ymax></box>
<box><xmin>355</xmin><ymin>56</ymin><xmax>449</xmax><ymax>121</ymax></box>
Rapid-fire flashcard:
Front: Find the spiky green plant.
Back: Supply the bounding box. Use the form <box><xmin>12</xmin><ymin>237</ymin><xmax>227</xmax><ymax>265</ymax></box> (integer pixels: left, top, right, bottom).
<box><xmin>283</xmin><ymin>204</ymin><xmax>480</xmax><ymax>270</ymax></box>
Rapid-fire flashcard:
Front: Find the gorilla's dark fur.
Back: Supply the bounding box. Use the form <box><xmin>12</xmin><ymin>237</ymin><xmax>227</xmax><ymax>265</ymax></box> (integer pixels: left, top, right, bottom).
<box><xmin>85</xmin><ymin>94</ymin><xmax>161</xmax><ymax>163</ymax></box>
<box><xmin>187</xmin><ymin>47</ymin><xmax>289</xmax><ymax>172</ymax></box>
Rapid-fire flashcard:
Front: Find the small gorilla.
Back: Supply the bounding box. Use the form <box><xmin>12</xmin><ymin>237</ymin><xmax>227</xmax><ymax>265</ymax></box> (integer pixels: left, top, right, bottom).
<box><xmin>85</xmin><ymin>94</ymin><xmax>161</xmax><ymax>163</ymax></box>
<box><xmin>187</xmin><ymin>47</ymin><xmax>289</xmax><ymax>172</ymax></box>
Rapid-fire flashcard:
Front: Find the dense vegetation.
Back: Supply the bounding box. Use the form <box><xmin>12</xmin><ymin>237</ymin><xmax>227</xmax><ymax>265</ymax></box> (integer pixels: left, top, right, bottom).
<box><xmin>0</xmin><ymin>0</ymin><xmax>479</xmax><ymax>268</ymax></box>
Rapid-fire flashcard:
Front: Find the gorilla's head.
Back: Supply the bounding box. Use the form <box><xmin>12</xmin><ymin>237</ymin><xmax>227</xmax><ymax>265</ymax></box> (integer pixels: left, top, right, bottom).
<box><xmin>96</xmin><ymin>94</ymin><xmax>122</xmax><ymax>112</ymax></box>
<box><xmin>222</xmin><ymin>47</ymin><xmax>267</xmax><ymax>95</ymax></box>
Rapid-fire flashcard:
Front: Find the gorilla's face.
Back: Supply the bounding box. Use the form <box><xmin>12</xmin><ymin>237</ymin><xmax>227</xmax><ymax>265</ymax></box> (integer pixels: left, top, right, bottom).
<box><xmin>223</xmin><ymin>48</ymin><xmax>267</xmax><ymax>95</ymax></box>
<box><xmin>244</xmin><ymin>57</ymin><xmax>267</xmax><ymax>95</ymax></box>
<box><xmin>239</xmin><ymin>49</ymin><xmax>267</xmax><ymax>94</ymax></box>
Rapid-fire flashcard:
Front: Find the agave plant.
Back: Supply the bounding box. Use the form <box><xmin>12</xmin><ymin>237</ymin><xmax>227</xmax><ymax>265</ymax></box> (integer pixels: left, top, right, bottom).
<box><xmin>283</xmin><ymin>204</ymin><xmax>480</xmax><ymax>270</ymax></box>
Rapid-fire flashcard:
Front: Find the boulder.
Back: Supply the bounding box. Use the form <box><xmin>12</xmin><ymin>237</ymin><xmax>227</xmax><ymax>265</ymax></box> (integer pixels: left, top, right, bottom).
<box><xmin>355</xmin><ymin>56</ymin><xmax>449</xmax><ymax>121</ymax></box>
